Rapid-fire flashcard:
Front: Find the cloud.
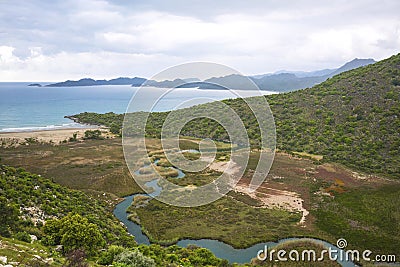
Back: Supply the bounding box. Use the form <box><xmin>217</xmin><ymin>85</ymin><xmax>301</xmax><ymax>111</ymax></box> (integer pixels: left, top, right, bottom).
<box><xmin>0</xmin><ymin>46</ymin><xmax>184</xmax><ymax>81</ymax></box>
<box><xmin>0</xmin><ymin>0</ymin><xmax>399</xmax><ymax>81</ymax></box>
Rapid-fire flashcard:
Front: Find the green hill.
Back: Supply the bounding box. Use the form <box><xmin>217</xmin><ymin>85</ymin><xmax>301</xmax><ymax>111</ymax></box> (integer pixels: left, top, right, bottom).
<box><xmin>265</xmin><ymin>53</ymin><xmax>400</xmax><ymax>177</ymax></box>
<box><xmin>70</xmin><ymin>53</ymin><xmax>400</xmax><ymax>178</ymax></box>
<box><xmin>0</xmin><ymin>165</ymin><xmax>135</xmax><ymax>247</ymax></box>
<box><xmin>0</xmin><ymin>165</ymin><xmax>232</xmax><ymax>266</ymax></box>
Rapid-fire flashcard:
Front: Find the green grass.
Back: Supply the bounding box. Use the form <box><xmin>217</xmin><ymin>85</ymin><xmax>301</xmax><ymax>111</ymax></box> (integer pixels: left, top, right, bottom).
<box><xmin>0</xmin><ymin>138</ymin><xmax>142</xmax><ymax>197</ymax></box>
<box><xmin>312</xmin><ymin>184</ymin><xmax>400</xmax><ymax>258</ymax></box>
<box><xmin>130</xmin><ymin>196</ymin><xmax>303</xmax><ymax>248</ymax></box>
<box><xmin>2</xmin><ymin>131</ymin><xmax>399</xmax><ymax>264</ymax></box>
<box><xmin>0</xmin><ymin>236</ymin><xmax>65</xmax><ymax>266</ymax></box>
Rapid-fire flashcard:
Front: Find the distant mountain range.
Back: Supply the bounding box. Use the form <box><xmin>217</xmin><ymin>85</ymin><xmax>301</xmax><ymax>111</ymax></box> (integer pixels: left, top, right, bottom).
<box><xmin>138</xmin><ymin>58</ymin><xmax>376</xmax><ymax>92</ymax></box>
<box><xmin>247</xmin><ymin>58</ymin><xmax>376</xmax><ymax>91</ymax></box>
<box><xmin>251</xmin><ymin>58</ymin><xmax>375</xmax><ymax>79</ymax></box>
<box><xmin>44</xmin><ymin>58</ymin><xmax>375</xmax><ymax>92</ymax></box>
<box><xmin>253</xmin><ymin>68</ymin><xmax>336</xmax><ymax>79</ymax></box>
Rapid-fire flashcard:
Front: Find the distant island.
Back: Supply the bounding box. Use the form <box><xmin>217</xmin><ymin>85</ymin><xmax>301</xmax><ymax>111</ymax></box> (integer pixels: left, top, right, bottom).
<box><xmin>46</xmin><ymin>77</ymin><xmax>146</xmax><ymax>87</ymax></box>
<box><xmin>28</xmin><ymin>83</ymin><xmax>42</xmax><ymax>87</ymax></box>
<box><xmin>44</xmin><ymin>58</ymin><xmax>375</xmax><ymax>92</ymax></box>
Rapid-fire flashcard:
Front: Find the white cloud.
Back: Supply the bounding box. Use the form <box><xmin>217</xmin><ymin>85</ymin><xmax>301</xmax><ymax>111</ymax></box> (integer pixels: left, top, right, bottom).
<box><xmin>0</xmin><ymin>46</ymin><xmax>17</xmax><ymax>62</ymax></box>
<box><xmin>0</xmin><ymin>0</ymin><xmax>399</xmax><ymax>81</ymax></box>
<box><xmin>0</xmin><ymin>46</ymin><xmax>183</xmax><ymax>81</ymax></box>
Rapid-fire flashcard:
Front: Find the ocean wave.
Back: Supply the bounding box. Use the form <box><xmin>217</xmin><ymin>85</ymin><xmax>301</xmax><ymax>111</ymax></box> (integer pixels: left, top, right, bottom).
<box><xmin>0</xmin><ymin>123</ymin><xmax>96</xmax><ymax>133</ymax></box>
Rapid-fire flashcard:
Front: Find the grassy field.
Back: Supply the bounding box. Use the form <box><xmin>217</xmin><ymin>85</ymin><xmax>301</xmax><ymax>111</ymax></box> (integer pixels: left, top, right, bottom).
<box><xmin>1</xmin><ymin>136</ymin><xmax>398</xmax><ymax>258</ymax></box>
<box><xmin>0</xmin><ymin>236</ymin><xmax>65</xmax><ymax>266</ymax></box>
<box><xmin>0</xmin><ymin>138</ymin><xmax>141</xmax><ymax>197</ymax></box>
<box><xmin>130</xmin><ymin>139</ymin><xmax>400</xmax><ymax>255</ymax></box>
<box><xmin>130</xmin><ymin>196</ymin><xmax>304</xmax><ymax>248</ymax></box>
<box><xmin>312</xmin><ymin>184</ymin><xmax>400</xmax><ymax>257</ymax></box>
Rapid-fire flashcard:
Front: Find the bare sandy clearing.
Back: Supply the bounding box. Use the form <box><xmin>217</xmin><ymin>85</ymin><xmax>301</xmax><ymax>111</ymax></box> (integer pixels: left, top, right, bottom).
<box><xmin>0</xmin><ymin>128</ymin><xmax>106</xmax><ymax>144</ymax></box>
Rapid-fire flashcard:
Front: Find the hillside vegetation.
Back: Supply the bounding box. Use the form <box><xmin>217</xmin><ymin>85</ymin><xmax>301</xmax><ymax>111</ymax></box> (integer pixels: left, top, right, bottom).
<box><xmin>267</xmin><ymin>54</ymin><xmax>399</xmax><ymax>177</ymax></box>
<box><xmin>71</xmin><ymin>53</ymin><xmax>400</xmax><ymax>178</ymax></box>
<box><xmin>0</xmin><ymin>165</ymin><xmax>135</xmax><ymax>247</ymax></box>
<box><xmin>0</xmin><ymin>165</ymin><xmax>235</xmax><ymax>266</ymax></box>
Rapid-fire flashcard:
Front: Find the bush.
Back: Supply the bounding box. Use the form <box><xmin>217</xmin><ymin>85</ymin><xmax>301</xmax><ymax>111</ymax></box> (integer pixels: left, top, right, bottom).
<box><xmin>391</xmin><ymin>78</ymin><xmax>400</xmax><ymax>86</ymax></box>
<box><xmin>97</xmin><ymin>245</ymin><xmax>125</xmax><ymax>265</ymax></box>
<box><xmin>15</xmin><ymin>231</ymin><xmax>32</xmax><ymax>243</ymax></box>
<box><xmin>83</xmin><ymin>130</ymin><xmax>103</xmax><ymax>140</ymax></box>
<box><xmin>114</xmin><ymin>249</ymin><xmax>155</xmax><ymax>267</ymax></box>
<box><xmin>0</xmin><ymin>196</ymin><xmax>19</xmax><ymax>237</ymax></box>
<box><xmin>69</xmin><ymin>132</ymin><xmax>78</xmax><ymax>142</ymax></box>
<box><xmin>109</xmin><ymin>123</ymin><xmax>121</xmax><ymax>135</ymax></box>
<box><xmin>65</xmin><ymin>249</ymin><xmax>88</xmax><ymax>267</ymax></box>
<box><xmin>43</xmin><ymin>213</ymin><xmax>105</xmax><ymax>256</ymax></box>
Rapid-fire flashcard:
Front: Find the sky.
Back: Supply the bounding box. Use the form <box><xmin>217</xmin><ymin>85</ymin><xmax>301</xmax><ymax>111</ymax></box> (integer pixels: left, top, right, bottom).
<box><xmin>0</xmin><ymin>0</ymin><xmax>399</xmax><ymax>82</ymax></box>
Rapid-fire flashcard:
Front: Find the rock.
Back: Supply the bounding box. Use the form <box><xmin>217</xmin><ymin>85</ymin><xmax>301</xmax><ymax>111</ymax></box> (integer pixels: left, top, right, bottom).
<box><xmin>30</xmin><ymin>234</ymin><xmax>38</xmax><ymax>243</ymax></box>
<box><xmin>44</xmin><ymin>258</ymin><xmax>54</xmax><ymax>264</ymax></box>
<box><xmin>0</xmin><ymin>256</ymin><xmax>7</xmax><ymax>264</ymax></box>
<box><xmin>55</xmin><ymin>245</ymin><xmax>63</xmax><ymax>252</ymax></box>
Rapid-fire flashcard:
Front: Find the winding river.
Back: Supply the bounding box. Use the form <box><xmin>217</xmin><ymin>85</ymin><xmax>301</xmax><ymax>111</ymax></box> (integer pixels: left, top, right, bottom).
<box><xmin>113</xmin><ymin>159</ymin><xmax>355</xmax><ymax>266</ymax></box>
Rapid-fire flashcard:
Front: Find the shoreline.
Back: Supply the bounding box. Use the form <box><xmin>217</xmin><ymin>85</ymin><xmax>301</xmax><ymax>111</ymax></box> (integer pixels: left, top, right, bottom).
<box><xmin>0</xmin><ymin>126</ymin><xmax>101</xmax><ymax>135</ymax></box>
<box><xmin>0</xmin><ymin>127</ymin><xmax>108</xmax><ymax>144</ymax></box>
<box><xmin>0</xmin><ymin>121</ymin><xmax>100</xmax><ymax>134</ymax></box>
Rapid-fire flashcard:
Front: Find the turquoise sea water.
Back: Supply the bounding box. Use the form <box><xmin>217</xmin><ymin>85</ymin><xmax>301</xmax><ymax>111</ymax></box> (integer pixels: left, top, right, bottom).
<box><xmin>0</xmin><ymin>82</ymin><xmax>273</xmax><ymax>132</ymax></box>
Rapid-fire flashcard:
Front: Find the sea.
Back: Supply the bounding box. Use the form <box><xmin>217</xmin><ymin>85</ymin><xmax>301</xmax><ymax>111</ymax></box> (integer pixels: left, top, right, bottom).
<box><xmin>0</xmin><ymin>82</ymin><xmax>275</xmax><ymax>132</ymax></box>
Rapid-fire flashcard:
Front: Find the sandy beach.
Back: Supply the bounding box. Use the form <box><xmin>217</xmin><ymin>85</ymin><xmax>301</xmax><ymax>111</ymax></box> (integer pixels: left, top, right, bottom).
<box><xmin>0</xmin><ymin>127</ymin><xmax>108</xmax><ymax>145</ymax></box>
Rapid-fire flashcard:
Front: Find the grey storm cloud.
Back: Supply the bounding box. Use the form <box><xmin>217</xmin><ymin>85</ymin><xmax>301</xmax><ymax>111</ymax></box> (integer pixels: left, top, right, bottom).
<box><xmin>0</xmin><ymin>0</ymin><xmax>399</xmax><ymax>81</ymax></box>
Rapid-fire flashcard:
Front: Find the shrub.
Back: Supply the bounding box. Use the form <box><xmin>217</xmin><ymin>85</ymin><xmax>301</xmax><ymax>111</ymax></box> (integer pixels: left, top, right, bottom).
<box><xmin>83</xmin><ymin>130</ymin><xmax>103</xmax><ymax>140</ymax></box>
<box><xmin>109</xmin><ymin>123</ymin><xmax>121</xmax><ymax>135</ymax></box>
<box><xmin>69</xmin><ymin>132</ymin><xmax>78</xmax><ymax>142</ymax></box>
<box><xmin>43</xmin><ymin>213</ymin><xmax>105</xmax><ymax>256</ymax></box>
<box><xmin>391</xmin><ymin>78</ymin><xmax>400</xmax><ymax>86</ymax></box>
<box><xmin>65</xmin><ymin>249</ymin><xmax>88</xmax><ymax>267</ymax></box>
<box><xmin>114</xmin><ymin>249</ymin><xmax>156</xmax><ymax>267</ymax></box>
<box><xmin>0</xmin><ymin>196</ymin><xmax>19</xmax><ymax>237</ymax></box>
<box><xmin>15</xmin><ymin>231</ymin><xmax>32</xmax><ymax>243</ymax></box>
<box><xmin>97</xmin><ymin>245</ymin><xmax>125</xmax><ymax>265</ymax></box>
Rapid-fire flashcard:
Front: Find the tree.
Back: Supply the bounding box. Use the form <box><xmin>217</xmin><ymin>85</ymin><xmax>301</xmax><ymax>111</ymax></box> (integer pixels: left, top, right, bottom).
<box><xmin>0</xmin><ymin>196</ymin><xmax>19</xmax><ymax>237</ymax></box>
<box><xmin>83</xmin><ymin>130</ymin><xmax>103</xmax><ymax>140</ymax></box>
<box><xmin>44</xmin><ymin>213</ymin><xmax>105</xmax><ymax>255</ymax></box>
<box><xmin>109</xmin><ymin>123</ymin><xmax>121</xmax><ymax>135</ymax></box>
<box><xmin>188</xmin><ymin>248</ymin><xmax>222</xmax><ymax>266</ymax></box>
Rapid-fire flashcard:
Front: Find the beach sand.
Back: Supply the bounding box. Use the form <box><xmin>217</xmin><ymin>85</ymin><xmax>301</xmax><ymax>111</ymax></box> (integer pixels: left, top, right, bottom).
<box><xmin>0</xmin><ymin>127</ymin><xmax>109</xmax><ymax>144</ymax></box>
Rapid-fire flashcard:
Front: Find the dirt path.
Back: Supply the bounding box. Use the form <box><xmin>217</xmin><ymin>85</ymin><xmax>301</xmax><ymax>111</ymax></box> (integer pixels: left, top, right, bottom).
<box><xmin>208</xmin><ymin>158</ymin><xmax>309</xmax><ymax>224</ymax></box>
